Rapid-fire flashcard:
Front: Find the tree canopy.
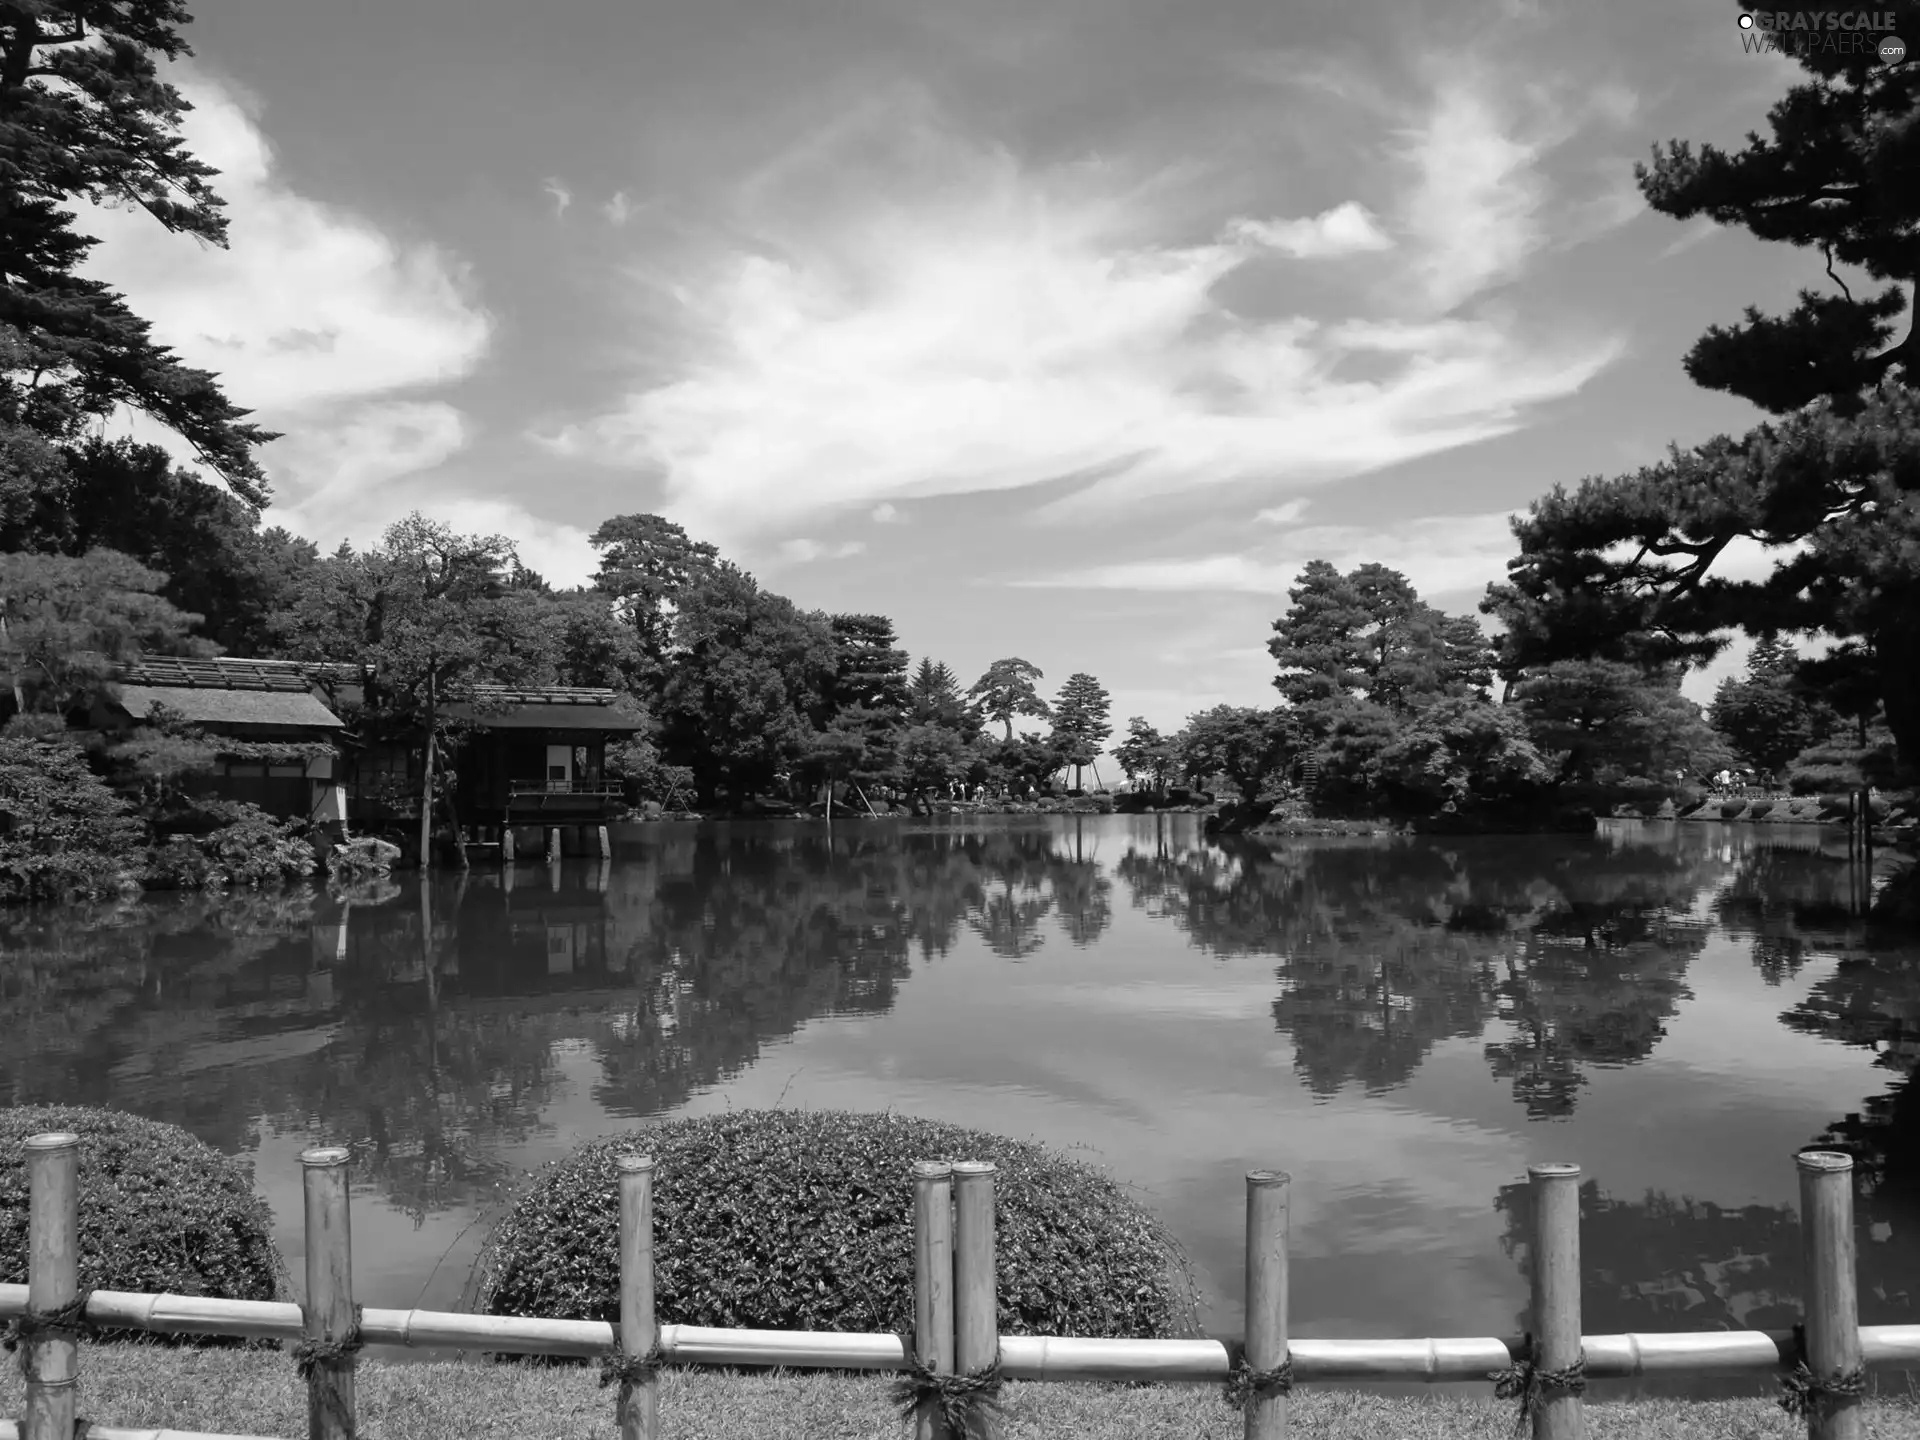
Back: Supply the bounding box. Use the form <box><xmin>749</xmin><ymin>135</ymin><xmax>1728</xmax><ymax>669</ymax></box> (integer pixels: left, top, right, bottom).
<box><xmin>0</xmin><ymin>4</ymin><xmax>277</xmax><ymax>503</ymax></box>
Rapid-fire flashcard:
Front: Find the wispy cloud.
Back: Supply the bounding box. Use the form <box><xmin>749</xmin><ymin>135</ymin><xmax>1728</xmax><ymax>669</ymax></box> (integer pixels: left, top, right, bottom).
<box><xmin>870</xmin><ymin>502</ymin><xmax>904</xmax><ymax>523</ymax></box>
<box><xmin>1014</xmin><ymin>511</ymin><xmax>1524</xmax><ymax>606</ymax></box>
<box><xmin>777</xmin><ymin>538</ymin><xmax>867</xmax><ymax>563</ymax></box>
<box><xmin>1254</xmin><ymin>499</ymin><xmax>1309</xmax><ymax>526</ymax></box>
<box><xmin>1227</xmin><ymin>202</ymin><xmax>1392</xmax><ymax>259</ymax></box>
<box><xmin>532</xmin><ymin>76</ymin><xmax>1623</xmax><ymax>545</ymax></box>
<box><xmin>604</xmin><ymin>191</ymin><xmax>634</xmax><ymax>226</ymax></box>
<box><xmin>544</xmin><ymin>177</ymin><xmax>572</xmax><ymax>218</ymax></box>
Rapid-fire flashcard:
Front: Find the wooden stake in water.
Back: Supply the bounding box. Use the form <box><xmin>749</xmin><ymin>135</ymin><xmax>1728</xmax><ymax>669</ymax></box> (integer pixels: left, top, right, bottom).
<box><xmin>952</xmin><ymin>1160</ymin><xmax>998</xmax><ymax>1379</ymax></box>
<box><xmin>911</xmin><ymin>1161</ymin><xmax>956</xmax><ymax>1440</ymax></box>
<box><xmin>1529</xmin><ymin>1163</ymin><xmax>1585</xmax><ymax>1440</ymax></box>
<box><xmin>23</xmin><ymin>1132</ymin><xmax>80</xmax><ymax>1440</ymax></box>
<box><xmin>1797</xmin><ymin>1150</ymin><xmax>1864</xmax><ymax>1440</ymax></box>
<box><xmin>300</xmin><ymin>1146</ymin><xmax>357</xmax><ymax>1440</ymax></box>
<box><xmin>1243</xmin><ymin>1170</ymin><xmax>1290</xmax><ymax>1440</ymax></box>
<box><xmin>615</xmin><ymin>1155</ymin><xmax>660</xmax><ymax>1440</ymax></box>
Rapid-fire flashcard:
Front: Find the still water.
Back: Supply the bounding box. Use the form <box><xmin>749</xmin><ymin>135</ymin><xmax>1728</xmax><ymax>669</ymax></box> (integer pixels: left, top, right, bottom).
<box><xmin>3</xmin><ymin>815</ymin><xmax>1917</xmax><ymax>1392</ymax></box>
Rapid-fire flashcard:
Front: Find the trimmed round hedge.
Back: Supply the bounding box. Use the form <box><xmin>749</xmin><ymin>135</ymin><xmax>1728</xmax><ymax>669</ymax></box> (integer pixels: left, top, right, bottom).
<box><xmin>1</xmin><ymin>1107</ymin><xmax>287</xmax><ymax>1340</ymax></box>
<box><xmin>478</xmin><ymin>1109</ymin><xmax>1197</xmax><ymax>1339</ymax></box>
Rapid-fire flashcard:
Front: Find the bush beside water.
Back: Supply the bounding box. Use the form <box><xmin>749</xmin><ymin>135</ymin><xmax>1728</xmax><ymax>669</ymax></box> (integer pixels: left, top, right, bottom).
<box><xmin>0</xmin><ymin>1107</ymin><xmax>287</xmax><ymax>1339</ymax></box>
<box><xmin>478</xmin><ymin>1110</ymin><xmax>1196</xmax><ymax>1341</ymax></box>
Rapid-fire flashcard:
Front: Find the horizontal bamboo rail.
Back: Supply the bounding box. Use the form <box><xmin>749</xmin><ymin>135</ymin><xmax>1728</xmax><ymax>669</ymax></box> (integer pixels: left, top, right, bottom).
<box><xmin>6</xmin><ymin>1137</ymin><xmax>1920</xmax><ymax>1440</ymax></box>
<box><xmin>4</xmin><ymin>1287</ymin><xmax>1918</xmax><ymax>1378</ymax></box>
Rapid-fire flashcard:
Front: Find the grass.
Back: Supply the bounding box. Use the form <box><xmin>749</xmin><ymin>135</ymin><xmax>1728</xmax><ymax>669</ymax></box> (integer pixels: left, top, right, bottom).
<box><xmin>2</xmin><ymin>1345</ymin><xmax>1918</xmax><ymax>1440</ymax></box>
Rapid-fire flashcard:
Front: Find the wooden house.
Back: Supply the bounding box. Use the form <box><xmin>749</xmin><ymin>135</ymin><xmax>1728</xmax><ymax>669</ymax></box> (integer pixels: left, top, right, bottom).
<box><xmin>92</xmin><ymin>657</ymin><xmax>349</xmax><ymax>828</ymax></box>
<box><xmin>441</xmin><ymin>686</ymin><xmax>649</xmax><ymax>836</ymax></box>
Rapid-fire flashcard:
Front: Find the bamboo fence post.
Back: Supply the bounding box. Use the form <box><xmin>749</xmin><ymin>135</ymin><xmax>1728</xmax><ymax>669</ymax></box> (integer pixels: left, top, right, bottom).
<box><xmin>1797</xmin><ymin>1150</ymin><xmax>1864</xmax><ymax>1440</ymax></box>
<box><xmin>911</xmin><ymin>1161</ymin><xmax>956</xmax><ymax>1440</ymax></box>
<box><xmin>299</xmin><ymin>1146</ymin><xmax>356</xmax><ymax>1440</ymax></box>
<box><xmin>617</xmin><ymin>1155</ymin><xmax>659</xmax><ymax>1440</ymax></box>
<box><xmin>1244</xmin><ymin>1170</ymin><xmax>1290</xmax><ymax>1440</ymax></box>
<box><xmin>1529</xmin><ymin>1163</ymin><xmax>1585</xmax><ymax>1440</ymax></box>
<box><xmin>22</xmin><ymin>1132</ymin><xmax>79</xmax><ymax>1440</ymax></box>
<box><xmin>952</xmin><ymin>1161</ymin><xmax>997</xmax><ymax>1378</ymax></box>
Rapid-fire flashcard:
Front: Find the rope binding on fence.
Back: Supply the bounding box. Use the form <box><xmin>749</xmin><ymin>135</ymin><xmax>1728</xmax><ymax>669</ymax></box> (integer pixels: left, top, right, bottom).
<box><xmin>888</xmin><ymin>1330</ymin><xmax>1007</xmax><ymax>1440</ymax></box>
<box><xmin>291</xmin><ymin>1299</ymin><xmax>364</xmax><ymax>1436</ymax></box>
<box><xmin>1220</xmin><ymin>1338</ymin><xmax>1294</xmax><ymax>1411</ymax></box>
<box><xmin>3</xmin><ymin>1286</ymin><xmax>97</xmax><ymax>1376</ymax></box>
<box><xmin>1777</xmin><ymin>1323</ymin><xmax>1868</xmax><ymax>1418</ymax></box>
<box><xmin>598</xmin><ymin>1335</ymin><xmax>668</xmax><ymax>1390</ymax></box>
<box><xmin>1487</xmin><ymin>1333</ymin><xmax>1587</xmax><ymax>1435</ymax></box>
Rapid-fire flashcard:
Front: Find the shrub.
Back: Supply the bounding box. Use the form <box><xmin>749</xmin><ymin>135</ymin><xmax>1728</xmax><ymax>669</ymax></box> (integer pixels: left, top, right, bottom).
<box><xmin>0</xmin><ymin>738</ymin><xmax>143</xmax><ymax>903</ymax></box>
<box><xmin>141</xmin><ymin>801</ymin><xmax>315</xmax><ymax>890</ymax></box>
<box><xmin>0</xmin><ymin>1107</ymin><xmax>287</xmax><ymax>1341</ymax></box>
<box><xmin>479</xmin><ymin>1110</ymin><xmax>1197</xmax><ymax>1341</ymax></box>
<box><xmin>1746</xmin><ymin>800</ymin><xmax>1775</xmax><ymax>820</ymax></box>
<box><xmin>1719</xmin><ymin>800</ymin><xmax>1747</xmax><ymax>819</ymax></box>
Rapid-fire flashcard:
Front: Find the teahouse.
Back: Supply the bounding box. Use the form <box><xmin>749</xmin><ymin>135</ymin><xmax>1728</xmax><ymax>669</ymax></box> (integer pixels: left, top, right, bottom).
<box><xmin>92</xmin><ymin>656</ymin><xmax>349</xmax><ymax>829</ymax></box>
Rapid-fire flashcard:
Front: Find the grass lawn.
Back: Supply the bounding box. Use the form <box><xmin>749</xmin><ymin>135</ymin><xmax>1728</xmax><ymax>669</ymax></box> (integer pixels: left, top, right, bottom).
<box><xmin>3</xmin><ymin>1345</ymin><xmax>1918</xmax><ymax>1439</ymax></box>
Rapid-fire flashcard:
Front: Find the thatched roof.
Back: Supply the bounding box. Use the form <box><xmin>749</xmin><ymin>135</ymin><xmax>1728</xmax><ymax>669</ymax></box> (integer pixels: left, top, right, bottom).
<box><xmin>112</xmin><ymin>684</ymin><xmax>345</xmax><ymax>731</ymax></box>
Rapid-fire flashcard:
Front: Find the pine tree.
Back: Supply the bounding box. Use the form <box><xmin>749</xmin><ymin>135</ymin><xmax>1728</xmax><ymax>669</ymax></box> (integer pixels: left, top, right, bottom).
<box><xmin>1049</xmin><ymin>672</ymin><xmax>1112</xmax><ymax>789</ymax></box>
<box><xmin>0</xmin><ymin>4</ymin><xmax>279</xmax><ymax>502</ymax></box>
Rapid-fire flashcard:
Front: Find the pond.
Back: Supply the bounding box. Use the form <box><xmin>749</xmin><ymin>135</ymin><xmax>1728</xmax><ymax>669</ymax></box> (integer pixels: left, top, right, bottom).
<box><xmin>3</xmin><ymin>815</ymin><xmax>1917</xmax><ymax>1396</ymax></box>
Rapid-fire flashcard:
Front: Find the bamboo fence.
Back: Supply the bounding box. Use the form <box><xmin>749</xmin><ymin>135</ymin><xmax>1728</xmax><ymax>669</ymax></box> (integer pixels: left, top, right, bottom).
<box><xmin>2</xmin><ymin>1136</ymin><xmax>1919</xmax><ymax>1440</ymax></box>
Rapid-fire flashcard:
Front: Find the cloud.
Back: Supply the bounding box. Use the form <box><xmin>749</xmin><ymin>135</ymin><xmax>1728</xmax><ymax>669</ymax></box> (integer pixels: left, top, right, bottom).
<box><xmin>1255</xmin><ymin>499</ymin><xmax>1310</xmax><ymax>526</ymax></box>
<box><xmin>533</xmin><ymin>81</ymin><xmax>1623</xmax><ymax>544</ymax></box>
<box><xmin>776</xmin><ymin>538</ymin><xmax>867</xmax><ymax>563</ymax></box>
<box><xmin>1657</xmin><ymin>217</ymin><xmax>1721</xmax><ymax>260</ymax></box>
<box><xmin>870</xmin><ymin>502</ymin><xmax>904</xmax><ymax>523</ymax></box>
<box><xmin>604</xmin><ymin>191</ymin><xmax>634</xmax><ymax>226</ymax></box>
<box><xmin>1226</xmin><ymin>202</ymin><xmax>1392</xmax><ymax>258</ymax></box>
<box><xmin>79</xmin><ymin>69</ymin><xmax>493</xmax><ymax>536</ymax></box>
<box><xmin>1014</xmin><ymin>511</ymin><xmax>1523</xmax><ymax>604</ymax></box>
<box><xmin>544</xmin><ymin>177</ymin><xmax>572</xmax><ymax>218</ymax></box>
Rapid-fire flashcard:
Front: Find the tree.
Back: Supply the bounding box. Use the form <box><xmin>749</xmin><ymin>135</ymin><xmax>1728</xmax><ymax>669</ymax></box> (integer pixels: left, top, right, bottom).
<box><xmin>967</xmin><ymin>657</ymin><xmax>1051</xmax><ymax>740</ymax></box>
<box><xmin>588</xmin><ymin>513</ymin><xmax>720</xmax><ymax>697</ymax></box>
<box><xmin>1113</xmin><ymin>716</ymin><xmax>1176</xmax><ymax>795</ymax></box>
<box><xmin>1271</xmin><ymin>561</ymin><xmax>1493</xmax><ymax>713</ymax></box>
<box><xmin>657</xmin><ymin>562</ymin><xmax>836</xmax><ymax>804</ymax></box>
<box><xmin>1485</xmin><ymin>23</ymin><xmax>1920</xmax><ymax>773</ymax></box>
<box><xmin>1173</xmin><ymin>706</ymin><xmax>1300</xmax><ymax>803</ymax></box>
<box><xmin>528</xmin><ymin>588</ymin><xmax>651</xmax><ymax>694</ymax></box>
<box><xmin>1374</xmin><ymin>697</ymin><xmax>1553</xmax><ymax>814</ymax></box>
<box><xmin>0</xmin><ymin>734</ymin><xmax>141</xmax><ymax>900</ymax></box>
<box><xmin>1635</xmin><ymin>7</ymin><xmax>1920</xmax><ymax>414</ymax></box>
<box><xmin>0</xmin><ymin>8</ymin><xmax>278</xmax><ymax>502</ymax></box>
<box><xmin>0</xmin><ymin>547</ymin><xmax>205</xmax><ymax>718</ymax></box>
<box><xmin>1048</xmin><ymin>672</ymin><xmax>1112</xmax><ymax>790</ymax></box>
<box><xmin>2</xmin><ymin>436</ymin><xmax>319</xmax><ymax>653</ymax></box>
<box><xmin>810</xmin><ymin>615</ymin><xmax>911</xmax><ymax>796</ymax></box>
<box><xmin>895</xmin><ymin>722</ymin><xmax>968</xmax><ymax>801</ymax></box>
<box><xmin>904</xmin><ymin>658</ymin><xmax>963</xmax><ymax>726</ymax></box>
<box><xmin>1514</xmin><ymin>660</ymin><xmax>1731</xmax><ymax>790</ymax></box>
<box><xmin>1708</xmin><ymin>637</ymin><xmax>1832</xmax><ymax>779</ymax></box>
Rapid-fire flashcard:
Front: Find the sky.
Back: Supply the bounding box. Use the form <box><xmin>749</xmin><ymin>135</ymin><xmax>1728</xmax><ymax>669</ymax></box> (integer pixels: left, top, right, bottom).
<box><xmin>91</xmin><ymin>0</ymin><xmax>1860</xmax><ymax>752</ymax></box>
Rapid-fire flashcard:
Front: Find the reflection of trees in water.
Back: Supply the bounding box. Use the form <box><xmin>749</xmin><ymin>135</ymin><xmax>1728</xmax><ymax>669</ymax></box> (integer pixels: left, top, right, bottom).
<box><xmin>1710</xmin><ymin>835</ymin><xmax>1873</xmax><ymax>987</ymax></box>
<box><xmin>3</xmin><ymin>824</ymin><xmax>1123</xmax><ymax>1220</ymax></box>
<box><xmin>1115</xmin><ymin>829</ymin><xmax>1726</xmax><ymax>1114</ymax></box>
<box><xmin>1783</xmin><ymin>950</ymin><xmax>1920</xmax><ymax>1321</ymax></box>
<box><xmin>1488</xmin><ymin>940</ymin><xmax>1920</xmax><ymax>1335</ymax></box>
<box><xmin>1496</xmin><ymin>1177</ymin><xmax>1803</xmax><ymax>1335</ymax></box>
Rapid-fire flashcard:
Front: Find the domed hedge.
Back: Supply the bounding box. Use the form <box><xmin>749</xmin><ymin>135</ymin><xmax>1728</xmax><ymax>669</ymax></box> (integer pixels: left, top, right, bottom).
<box><xmin>1</xmin><ymin>1107</ymin><xmax>286</xmax><ymax>1340</ymax></box>
<box><xmin>479</xmin><ymin>1109</ymin><xmax>1196</xmax><ymax>1339</ymax></box>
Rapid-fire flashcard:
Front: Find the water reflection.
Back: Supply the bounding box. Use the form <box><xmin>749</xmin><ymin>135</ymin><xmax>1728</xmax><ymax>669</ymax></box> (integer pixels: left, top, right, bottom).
<box><xmin>0</xmin><ymin>817</ymin><xmax>1914</xmax><ymax>1357</ymax></box>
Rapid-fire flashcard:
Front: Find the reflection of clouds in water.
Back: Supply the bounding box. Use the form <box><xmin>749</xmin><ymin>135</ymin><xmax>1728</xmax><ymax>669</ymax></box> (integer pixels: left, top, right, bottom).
<box><xmin>3</xmin><ymin>819</ymin><xmax>1916</xmax><ymax>1344</ymax></box>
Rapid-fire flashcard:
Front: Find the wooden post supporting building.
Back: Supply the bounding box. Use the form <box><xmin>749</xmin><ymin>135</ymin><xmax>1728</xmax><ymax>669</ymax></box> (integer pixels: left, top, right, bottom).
<box><xmin>22</xmin><ymin>1132</ymin><xmax>79</xmax><ymax>1440</ymax></box>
